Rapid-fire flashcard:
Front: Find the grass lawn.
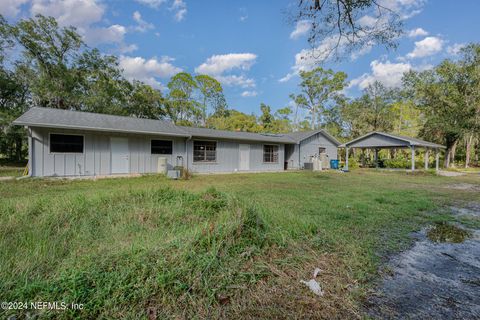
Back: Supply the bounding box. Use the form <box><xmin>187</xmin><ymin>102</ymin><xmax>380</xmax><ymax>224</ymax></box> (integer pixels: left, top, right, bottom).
<box><xmin>1</xmin><ymin>170</ymin><xmax>479</xmax><ymax>319</ymax></box>
<box><xmin>0</xmin><ymin>166</ymin><xmax>24</xmax><ymax>177</ymax></box>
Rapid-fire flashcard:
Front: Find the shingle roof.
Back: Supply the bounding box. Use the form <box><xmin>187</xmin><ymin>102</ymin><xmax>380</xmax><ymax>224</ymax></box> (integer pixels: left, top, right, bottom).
<box><xmin>13</xmin><ymin>107</ymin><xmax>189</xmax><ymax>137</ymax></box>
<box><xmin>340</xmin><ymin>131</ymin><xmax>445</xmax><ymax>149</ymax></box>
<box><xmin>284</xmin><ymin>129</ymin><xmax>341</xmax><ymax>146</ymax></box>
<box><xmin>178</xmin><ymin>126</ymin><xmax>296</xmax><ymax>143</ymax></box>
<box><xmin>14</xmin><ymin>107</ymin><xmax>340</xmax><ymax>145</ymax></box>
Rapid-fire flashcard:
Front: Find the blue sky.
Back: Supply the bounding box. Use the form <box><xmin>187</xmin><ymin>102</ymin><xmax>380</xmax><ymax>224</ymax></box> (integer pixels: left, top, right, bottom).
<box><xmin>2</xmin><ymin>0</ymin><xmax>479</xmax><ymax>116</ymax></box>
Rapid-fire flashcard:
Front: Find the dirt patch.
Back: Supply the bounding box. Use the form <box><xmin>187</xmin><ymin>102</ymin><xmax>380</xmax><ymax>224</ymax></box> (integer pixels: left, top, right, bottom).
<box><xmin>444</xmin><ymin>183</ymin><xmax>480</xmax><ymax>191</ymax></box>
<box><xmin>221</xmin><ymin>245</ymin><xmax>361</xmax><ymax>319</ymax></box>
<box><xmin>427</xmin><ymin>222</ymin><xmax>472</xmax><ymax>243</ymax></box>
<box><xmin>366</xmin><ymin>228</ymin><xmax>480</xmax><ymax>319</ymax></box>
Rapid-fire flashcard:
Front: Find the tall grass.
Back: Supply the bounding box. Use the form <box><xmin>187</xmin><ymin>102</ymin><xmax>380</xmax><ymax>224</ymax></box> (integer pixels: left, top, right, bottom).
<box><xmin>0</xmin><ymin>187</ymin><xmax>266</xmax><ymax>319</ymax></box>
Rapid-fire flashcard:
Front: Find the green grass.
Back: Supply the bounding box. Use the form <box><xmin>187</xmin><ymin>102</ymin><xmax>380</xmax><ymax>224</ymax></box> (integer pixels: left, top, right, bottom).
<box><xmin>1</xmin><ymin>170</ymin><xmax>479</xmax><ymax>319</ymax></box>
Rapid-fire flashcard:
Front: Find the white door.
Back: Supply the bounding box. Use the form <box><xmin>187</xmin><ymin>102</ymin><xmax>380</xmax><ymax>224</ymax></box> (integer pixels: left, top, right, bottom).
<box><xmin>111</xmin><ymin>137</ymin><xmax>129</xmax><ymax>174</ymax></box>
<box><xmin>239</xmin><ymin>144</ymin><xmax>250</xmax><ymax>171</ymax></box>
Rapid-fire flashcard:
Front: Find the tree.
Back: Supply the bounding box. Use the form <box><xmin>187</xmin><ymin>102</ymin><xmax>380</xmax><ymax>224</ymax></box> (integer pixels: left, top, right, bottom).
<box><xmin>404</xmin><ymin>60</ymin><xmax>474</xmax><ymax>167</ymax></box>
<box><xmin>166</xmin><ymin>72</ymin><xmax>200</xmax><ymax>125</ymax></box>
<box><xmin>195</xmin><ymin>75</ymin><xmax>224</xmax><ymax>125</ymax></box>
<box><xmin>290</xmin><ymin>0</ymin><xmax>403</xmax><ymax>61</ymax></box>
<box><xmin>290</xmin><ymin>67</ymin><xmax>347</xmax><ymax>129</ymax></box>
<box><xmin>259</xmin><ymin>103</ymin><xmax>274</xmax><ymax>131</ymax></box>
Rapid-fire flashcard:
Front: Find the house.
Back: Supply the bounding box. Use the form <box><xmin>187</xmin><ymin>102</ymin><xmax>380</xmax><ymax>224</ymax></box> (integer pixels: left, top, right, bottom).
<box><xmin>13</xmin><ymin>107</ymin><xmax>340</xmax><ymax>177</ymax></box>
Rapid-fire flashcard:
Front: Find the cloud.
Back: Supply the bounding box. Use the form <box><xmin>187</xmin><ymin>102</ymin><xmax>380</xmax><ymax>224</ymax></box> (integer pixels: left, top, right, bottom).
<box><xmin>0</xmin><ymin>0</ymin><xmax>29</xmax><ymax>17</ymax></box>
<box><xmin>170</xmin><ymin>0</ymin><xmax>187</xmax><ymax>21</ymax></box>
<box><xmin>407</xmin><ymin>36</ymin><xmax>444</xmax><ymax>59</ymax></box>
<box><xmin>408</xmin><ymin>28</ymin><xmax>428</xmax><ymax>38</ymax></box>
<box><xmin>195</xmin><ymin>53</ymin><xmax>257</xmax><ymax>75</ymax></box>
<box><xmin>447</xmin><ymin>43</ymin><xmax>466</xmax><ymax>56</ymax></box>
<box><xmin>241</xmin><ymin>90</ymin><xmax>258</xmax><ymax>97</ymax></box>
<box><xmin>290</xmin><ymin>20</ymin><xmax>311</xmax><ymax>39</ymax></box>
<box><xmin>195</xmin><ymin>53</ymin><xmax>257</xmax><ymax>88</ymax></box>
<box><xmin>239</xmin><ymin>7</ymin><xmax>248</xmax><ymax>22</ymax></box>
<box><xmin>350</xmin><ymin>60</ymin><xmax>412</xmax><ymax>89</ymax></box>
<box><xmin>135</xmin><ymin>0</ymin><xmax>166</xmax><ymax>9</ymax></box>
<box><xmin>119</xmin><ymin>55</ymin><xmax>182</xmax><ymax>89</ymax></box>
<box><xmin>84</xmin><ymin>24</ymin><xmax>127</xmax><ymax>45</ymax></box>
<box><xmin>132</xmin><ymin>11</ymin><xmax>154</xmax><ymax>32</ymax></box>
<box><xmin>30</xmin><ymin>0</ymin><xmax>131</xmax><ymax>48</ymax></box>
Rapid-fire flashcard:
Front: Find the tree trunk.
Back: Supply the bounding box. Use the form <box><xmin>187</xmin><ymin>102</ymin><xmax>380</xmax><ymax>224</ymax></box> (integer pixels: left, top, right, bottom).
<box><xmin>450</xmin><ymin>141</ymin><xmax>458</xmax><ymax>167</ymax></box>
<box><xmin>465</xmin><ymin>135</ymin><xmax>473</xmax><ymax>168</ymax></box>
<box><xmin>444</xmin><ymin>139</ymin><xmax>458</xmax><ymax>168</ymax></box>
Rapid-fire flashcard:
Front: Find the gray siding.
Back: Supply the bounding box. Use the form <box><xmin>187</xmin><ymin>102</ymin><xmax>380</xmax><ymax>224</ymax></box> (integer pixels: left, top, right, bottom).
<box><xmin>186</xmin><ymin>139</ymin><xmax>285</xmax><ymax>173</ymax></box>
<box><xmin>30</xmin><ymin>127</ymin><xmax>186</xmax><ymax>177</ymax></box>
<box><xmin>29</xmin><ymin>128</ymin><xmax>287</xmax><ymax>177</ymax></box>
<box><xmin>285</xmin><ymin>132</ymin><xmax>338</xmax><ymax>169</ymax></box>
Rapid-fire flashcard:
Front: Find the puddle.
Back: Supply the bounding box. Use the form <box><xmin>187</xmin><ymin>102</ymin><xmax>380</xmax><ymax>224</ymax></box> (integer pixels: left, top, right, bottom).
<box><xmin>366</xmin><ymin>228</ymin><xmax>480</xmax><ymax>319</ymax></box>
<box><xmin>427</xmin><ymin>222</ymin><xmax>472</xmax><ymax>243</ymax></box>
<box><xmin>451</xmin><ymin>203</ymin><xmax>480</xmax><ymax>218</ymax></box>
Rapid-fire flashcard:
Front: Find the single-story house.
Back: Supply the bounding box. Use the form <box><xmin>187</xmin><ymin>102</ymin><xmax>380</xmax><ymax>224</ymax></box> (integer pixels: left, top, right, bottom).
<box><xmin>13</xmin><ymin>107</ymin><xmax>340</xmax><ymax>177</ymax></box>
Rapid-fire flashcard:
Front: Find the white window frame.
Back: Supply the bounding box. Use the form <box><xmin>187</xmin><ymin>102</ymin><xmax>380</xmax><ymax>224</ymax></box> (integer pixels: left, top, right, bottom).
<box><xmin>193</xmin><ymin>140</ymin><xmax>217</xmax><ymax>163</ymax></box>
<box><xmin>263</xmin><ymin>144</ymin><xmax>279</xmax><ymax>164</ymax></box>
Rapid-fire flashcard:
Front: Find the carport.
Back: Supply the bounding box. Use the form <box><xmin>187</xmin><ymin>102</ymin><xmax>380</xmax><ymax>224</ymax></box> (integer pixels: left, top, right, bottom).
<box><xmin>340</xmin><ymin>132</ymin><xmax>446</xmax><ymax>171</ymax></box>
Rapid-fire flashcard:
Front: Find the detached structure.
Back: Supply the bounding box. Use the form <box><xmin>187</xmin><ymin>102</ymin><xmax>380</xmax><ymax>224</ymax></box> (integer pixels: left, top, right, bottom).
<box><xmin>13</xmin><ymin>107</ymin><xmax>340</xmax><ymax>177</ymax></box>
<box><xmin>340</xmin><ymin>132</ymin><xmax>445</xmax><ymax>171</ymax></box>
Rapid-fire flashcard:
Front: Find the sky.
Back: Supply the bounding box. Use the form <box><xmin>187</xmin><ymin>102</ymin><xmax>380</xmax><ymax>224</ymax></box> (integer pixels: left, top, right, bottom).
<box><xmin>1</xmin><ymin>0</ymin><xmax>479</xmax><ymax>116</ymax></box>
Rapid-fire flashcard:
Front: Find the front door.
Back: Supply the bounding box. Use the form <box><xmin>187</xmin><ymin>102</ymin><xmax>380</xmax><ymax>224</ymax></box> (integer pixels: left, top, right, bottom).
<box><xmin>111</xmin><ymin>137</ymin><xmax>129</xmax><ymax>174</ymax></box>
<box><xmin>239</xmin><ymin>144</ymin><xmax>250</xmax><ymax>171</ymax></box>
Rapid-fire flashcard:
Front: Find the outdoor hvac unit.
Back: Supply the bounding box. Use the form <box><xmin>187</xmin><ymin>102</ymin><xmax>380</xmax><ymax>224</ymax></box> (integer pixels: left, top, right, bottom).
<box><xmin>157</xmin><ymin>157</ymin><xmax>168</xmax><ymax>174</ymax></box>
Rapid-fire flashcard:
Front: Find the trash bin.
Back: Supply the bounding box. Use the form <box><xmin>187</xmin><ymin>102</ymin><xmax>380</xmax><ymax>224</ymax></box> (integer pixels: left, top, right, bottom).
<box><xmin>330</xmin><ymin>159</ymin><xmax>339</xmax><ymax>169</ymax></box>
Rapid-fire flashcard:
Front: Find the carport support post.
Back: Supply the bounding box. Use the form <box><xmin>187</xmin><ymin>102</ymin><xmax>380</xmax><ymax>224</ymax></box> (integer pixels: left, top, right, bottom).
<box><xmin>345</xmin><ymin>147</ymin><xmax>349</xmax><ymax>171</ymax></box>
<box><xmin>435</xmin><ymin>149</ymin><xmax>439</xmax><ymax>171</ymax></box>
<box><xmin>424</xmin><ymin>149</ymin><xmax>429</xmax><ymax>170</ymax></box>
<box><xmin>411</xmin><ymin>146</ymin><xmax>415</xmax><ymax>171</ymax></box>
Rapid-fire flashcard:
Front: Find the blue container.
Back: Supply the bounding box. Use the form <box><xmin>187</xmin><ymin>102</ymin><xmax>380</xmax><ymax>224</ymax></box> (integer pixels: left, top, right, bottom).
<box><xmin>330</xmin><ymin>159</ymin><xmax>339</xmax><ymax>169</ymax></box>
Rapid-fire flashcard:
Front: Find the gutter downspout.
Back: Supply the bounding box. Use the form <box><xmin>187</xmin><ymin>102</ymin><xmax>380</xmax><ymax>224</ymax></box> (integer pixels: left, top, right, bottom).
<box><xmin>186</xmin><ymin>135</ymin><xmax>192</xmax><ymax>173</ymax></box>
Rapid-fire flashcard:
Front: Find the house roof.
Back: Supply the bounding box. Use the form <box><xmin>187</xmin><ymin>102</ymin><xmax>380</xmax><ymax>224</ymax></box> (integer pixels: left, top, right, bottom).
<box><xmin>13</xmin><ymin>107</ymin><xmax>189</xmax><ymax>137</ymax></box>
<box><xmin>178</xmin><ymin>126</ymin><xmax>295</xmax><ymax>143</ymax></box>
<box><xmin>340</xmin><ymin>131</ymin><xmax>445</xmax><ymax>149</ymax></box>
<box><xmin>284</xmin><ymin>129</ymin><xmax>341</xmax><ymax>146</ymax></box>
<box><xmin>14</xmin><ymin>107</ymin><xmax>340</xmax><ymax>145</ymax></box>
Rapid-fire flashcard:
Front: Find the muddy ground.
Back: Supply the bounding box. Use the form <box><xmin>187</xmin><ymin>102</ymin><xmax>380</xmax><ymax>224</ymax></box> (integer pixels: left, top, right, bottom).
<box><xmin>366</xmin><ymin>204</ymin><xmax>480</xmax><ymax>319</ymax></box>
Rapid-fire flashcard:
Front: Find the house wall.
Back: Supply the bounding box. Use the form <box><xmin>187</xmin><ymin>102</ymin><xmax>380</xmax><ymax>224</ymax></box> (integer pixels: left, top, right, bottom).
<box><xmin>285</xmin><ymin>132</ymin><xmax>338</xmax><ymax>169</ymax></box>
<box><xmin>29</xmin><ymin>127</ymin><xmax>286</xmax><ymax>177</ymax></box>
<box><xmin>30</xmin><ymin>127</ymin><xmax>186</xmax><ymax>177</ymax></box>
<box><xmin>186</xmin><ymin>139</ymin><xmax>285</xmax><ymax>173</ymax></box>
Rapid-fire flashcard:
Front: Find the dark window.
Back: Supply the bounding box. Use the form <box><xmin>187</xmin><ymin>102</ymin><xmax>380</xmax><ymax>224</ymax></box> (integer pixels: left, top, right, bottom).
<box><xmin>263</xmin><ymin>145</ymin><xmax>279</xmax><ymax>163</ymax></box>
<box><xmin>151</xmin><ymin>140</ymin><xmax>172</xmax><ymax>154</ymax></box>
<box><xmin>50</xmin><ymin>134</ymin><xmax>84</xmax><ymax>153</ymax></box>
<box><xmin>193</xmin><ymin>141</ymin><xmax>216</xmax><ymax>162</ymax></box>
<box><xmin>318</xmin><ymin>147</ymin><xmax>326</xmax><ymax>154</ymax></box>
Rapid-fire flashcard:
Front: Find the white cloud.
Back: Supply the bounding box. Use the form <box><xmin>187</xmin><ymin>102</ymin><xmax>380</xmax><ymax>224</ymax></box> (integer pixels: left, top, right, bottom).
<box><xmin>135</xmin><ymin>0</ymin><xmax>166</xmax><ymax>9</ymax></box>
<box><xmin>195</xmin><ymin>53</ymin><xmax>257</xmax><ymax>75</ymax></box>
<box><xmin>0</xmin><ymin>0</ymin><xmax>29</xmax><ymax>17</ymax></box>
<box><xmin>170</xmin><ymin>0</ymin><xmax>187</xmax><ymax>22</ymax></box>
<box><xmin>350</xmin><ymin>60</ymin><xmax>412</xmax><ymax>89</ymax></box>
<box><xmin>195</xmin><ymin>53</ymin><xmax>257</xmax><ymax>88</ymax></box>
<box><xmin>447</xmin><ymin>43</ymin><xmax>466</xmax><ymax>56</ymax></box>
<box><xmin>241</xmin><ymin>90</ymin><xmax>257</xmax><ymax>97</ymax></box>
<box><xmin>239</xmin><ymin>7</ymin><xmax>248</xmax><ymax>22</ymax></box>
<box><xmin>407</xmin><ymin>36</ymin><xmax>444</xmax><ymax>59</ymax></box>
<box><xmin>119</xmin><ymin>55</ymin><xmax>182</xmax><ymax>89</ymax></box>
<box><xmin>30</xmin><ymin>0</ymin><xmax>132</xmax><ymax>48</ymax></box>
<box><xmin>84</xmin><ymin>24</ymin><xmax>127</xmax><ymax>45</ymax></box>
<box><xmin>290</xmin><ymin>20</ymin><xmax>311</xmax><ymax>39</ymax></box>
<box><xmin>132</xmin><ymin>11</ymin><xmax>154</xmax><ymax>32</ymax></box>
<box><xmin>408</xmin><ymin>28</ymin><xmax>428</xmax><ymax>38</ymax></box>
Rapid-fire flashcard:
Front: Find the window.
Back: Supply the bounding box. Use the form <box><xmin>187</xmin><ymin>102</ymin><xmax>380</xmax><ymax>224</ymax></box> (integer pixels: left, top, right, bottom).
<box><xmin>50</xmin><ymin>134</ymin><xmax>84</xmax><ymax>153</ymax></box>
<box><xmin>151</xmin><ymin>140</ymin><xmax>172</xmax><ymax>154</ymax></box>
<box><xmin>263</xmin><ymin>145</ymin><xmax>278</xmax><ymax>163</ymax></box>
<box><xmin>194</xmin><ymin>141</ymin><xmax>216</xmax><ymax>162</ymax></box>
<box><xmin>318</xmin><ymin>147</ymin><xmax>326</xmax><ymax>154</ymax></box>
